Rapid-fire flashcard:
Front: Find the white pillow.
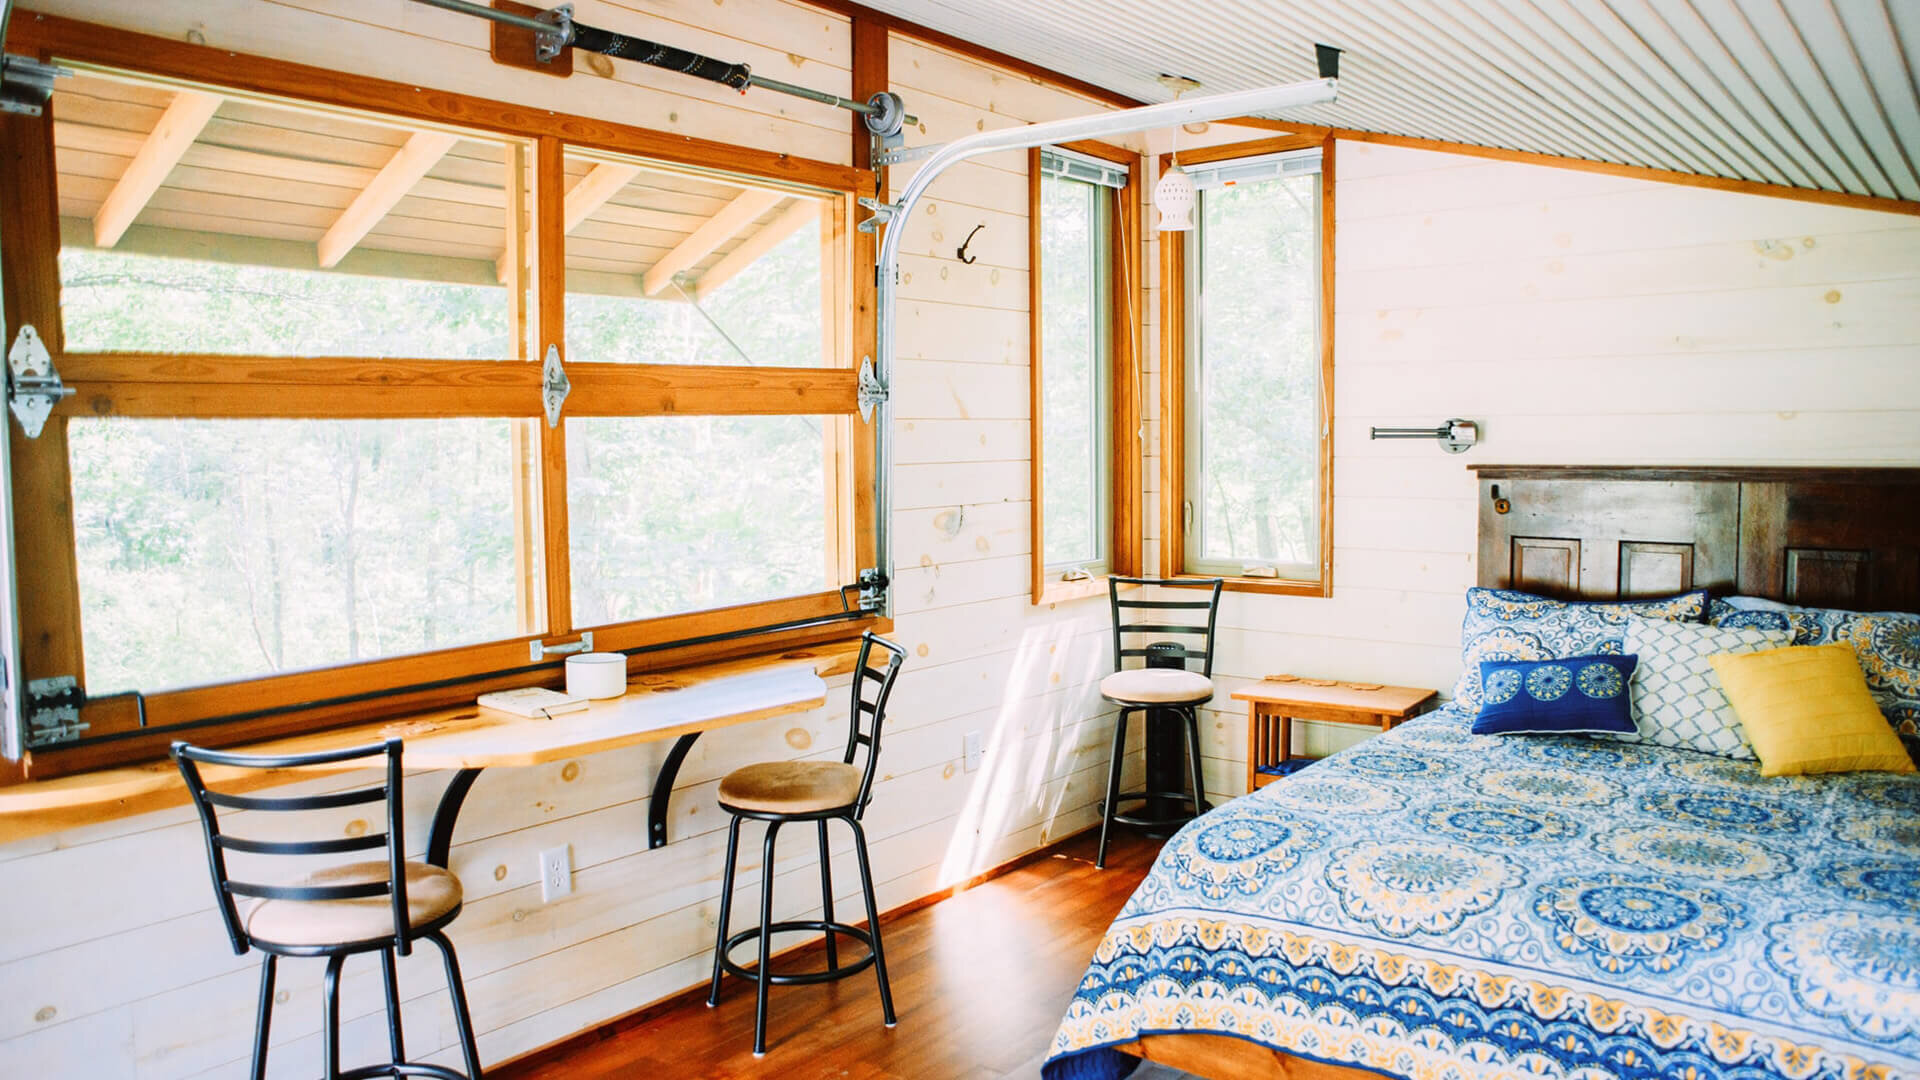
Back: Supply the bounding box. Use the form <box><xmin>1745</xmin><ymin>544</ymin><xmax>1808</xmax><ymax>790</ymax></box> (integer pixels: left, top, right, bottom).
<box><xmin>1614</xmin><ymin>615</ymin><xmax>1792</xmax><ymax>758</ymax></box>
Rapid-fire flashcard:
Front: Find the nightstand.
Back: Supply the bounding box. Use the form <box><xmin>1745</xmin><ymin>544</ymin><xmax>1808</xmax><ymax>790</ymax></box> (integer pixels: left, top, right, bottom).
<box><xmin>1232</xmin><ymin>678</ymin><xmax>1438</xmax><ymax>790</ymax></box>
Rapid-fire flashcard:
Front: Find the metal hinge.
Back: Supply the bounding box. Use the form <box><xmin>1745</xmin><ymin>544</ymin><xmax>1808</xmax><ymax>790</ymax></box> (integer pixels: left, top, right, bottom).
<box><xmin>855</xmin><ymin>567</ymin><xmax>889</xmax><ymax>610</ymax></box>
<box><xmin>856</xmin><ymin>195</ymin><xmax>899</xmax><ymax>234</ymax></box>
<box><xmin>24</xmin><ymin>676</ymin><xmax>86</xmax><ymax>748</ymax></box>
<box><xmin>857</xmin><ymin>356</ymin><xmax>887</xmax><ymax>422</ymax></box>
<box><xmin>528</xmin><ymin>631</ymin><xmax>593</xmax><ymax>663</ymax></box>
<box><xmin>7</xmin><ymin>325</ymin><xmax>72</xmax><ymax>439</ymax></box>
<box><xmin>0</xmin><ymin>52</ymin><xmax>68</xmax><ymax>116</ymax></box>
<box><xmin>541</xmin><ymin>344</ymin><xmax>570</xmax><ymax>428</ymax></box>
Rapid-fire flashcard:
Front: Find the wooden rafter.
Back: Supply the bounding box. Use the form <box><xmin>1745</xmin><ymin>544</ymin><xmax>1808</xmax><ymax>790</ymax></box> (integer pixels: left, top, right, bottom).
<box><xmin>641</xmin><ymin>187</ymin><xmax>786</xmax><ymax>296</ymax></box>
<box><xmin>91</xmin><ymin>88</ymin><xmax>221</xmax><ymax>248</ymax></box>
<box><xmin>691</xmin><ymin>198</ymin><xmax>820</xmax><ymax>301</ymax></box>
<box><xmin>317</xmin><ymin>130</ymin><xmax>458</xmax><ymax>268</ymax></box>
<box><xmin>495</xmin><ymin>159</ymin><xmax>641</xmax><ymax>283</ymax></box>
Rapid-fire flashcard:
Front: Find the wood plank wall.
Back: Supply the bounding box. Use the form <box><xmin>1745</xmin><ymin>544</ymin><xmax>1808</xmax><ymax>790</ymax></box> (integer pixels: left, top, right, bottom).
<box><xmin>1138</xmin><ymin>137</ymin><xmax>1920</xmax><ymax>790</ymax></box>
<box><xmin>0</xmin><ymin>2</ymin><xmax>1141</xmax><ymax>1077</ymax></box>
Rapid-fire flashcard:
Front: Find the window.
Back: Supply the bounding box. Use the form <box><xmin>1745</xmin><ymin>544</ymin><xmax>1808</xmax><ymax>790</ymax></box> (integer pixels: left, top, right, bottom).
<box><xmin>1160</xmin><ymin>138</ymin><xmax>1332</xmax><ymax>595</ymax></box>
<box><xmin>1028</xmin><ymin>143</ymin><xmax>1141</xmax><ymax>604</ymax></box>
<box><xmin>0</xmin><ymin>51</ymin><xmax>871</xmax><ymax>770</ymax></box>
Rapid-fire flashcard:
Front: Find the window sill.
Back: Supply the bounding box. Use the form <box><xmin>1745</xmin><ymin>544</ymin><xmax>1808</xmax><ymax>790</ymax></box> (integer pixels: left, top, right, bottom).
<box><xmin>0</xmin><ymin>635</ymin><xmax>876</xmax><ymax>842</ymax></box>
<box><xmin>1032</xmin><ymin>574</ymin><xmax>1133</xmax><ymax>607</ymax></box>
<box><xmin>1178</xmin><ymin>573</ymin><xmax>1330</xmax><ymax>598</ymax></box>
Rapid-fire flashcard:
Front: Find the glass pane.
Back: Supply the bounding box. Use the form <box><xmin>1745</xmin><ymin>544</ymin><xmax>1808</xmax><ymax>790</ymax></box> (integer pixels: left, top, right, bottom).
<box><xmin>1039</xmin><ymin>174</ymin><xmax>1105</xmax><ymax>568</ymax></box>
<box><xmin>69</xmin><ymin>418</ymin><xmax>538</xmax><ymax>694</ymax></box>
<box><xmin>564</xmin><ymin>153</ymin><xmax>828</xmax><ymax>366</ymax></box>
<box><xmin>567</xmin><ymin>415</ymin><xmax>832</xmax><ymax>625</ymax></box>
<box><xmin>53</xmin><ymin>71</ymin><xmax>518</xmax><ymax>358</ymax></box>
<box><xmin>1194</xmin><ymin>172</ymin><xmax>1320</xmax><ymax>571</ymax></box>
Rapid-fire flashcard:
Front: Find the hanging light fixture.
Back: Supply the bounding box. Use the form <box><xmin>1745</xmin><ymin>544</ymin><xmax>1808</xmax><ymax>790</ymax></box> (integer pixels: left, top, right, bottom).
<box><xmin>1154</xmin><ymin>75</ymin><xmax>1202</xmax><ymax>232</ymax></box>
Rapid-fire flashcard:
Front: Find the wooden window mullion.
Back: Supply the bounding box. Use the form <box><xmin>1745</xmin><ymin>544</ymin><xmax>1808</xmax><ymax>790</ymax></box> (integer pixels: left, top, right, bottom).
<box><xmin>1</xmin><ymin>105</ymin><xmax>87</xmax><ymax>700</ymax></box>
<box><xmin>534</xmin><ymin>135</ymin><xmax>572</xmax><ymax>638</ymax></box>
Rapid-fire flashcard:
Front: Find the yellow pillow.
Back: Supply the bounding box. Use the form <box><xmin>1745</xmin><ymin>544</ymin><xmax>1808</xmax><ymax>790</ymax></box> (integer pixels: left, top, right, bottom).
<box><xmin>1709</xmin><ymin>643</ymin><xmax>1916</xmax><ymax>777</ymax></box>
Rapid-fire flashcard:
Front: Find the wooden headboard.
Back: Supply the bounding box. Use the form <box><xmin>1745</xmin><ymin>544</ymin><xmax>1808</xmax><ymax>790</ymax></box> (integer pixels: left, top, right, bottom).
<box><xmin>1473</xmin><ymin>466</ymin><xmax>1920</xmax><ymax>613</ymax></box>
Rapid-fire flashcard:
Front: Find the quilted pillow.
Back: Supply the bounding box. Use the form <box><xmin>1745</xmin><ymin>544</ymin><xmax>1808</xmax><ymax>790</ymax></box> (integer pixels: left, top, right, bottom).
<box><xmin>1611</xmin><ymin>616</ymin><xmax>1791</xmax><ymax>758</ymax></box>
<box><xmin>1451</xmin><ymin>587</ymin><xmax>1709</xmax><ymax>715</ymax></box>
<box><xmin>1709</xmin><ymin>599</ymin><xmax>1920</xmax><ymax>758</ymax></box>
<box><xmin>1470</xmin><ymin>654</ymin><xmax>1638</xmax><ymax>736</ymax></box>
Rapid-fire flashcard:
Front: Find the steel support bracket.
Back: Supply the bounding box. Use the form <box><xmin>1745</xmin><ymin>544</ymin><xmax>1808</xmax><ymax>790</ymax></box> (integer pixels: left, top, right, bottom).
<box><xmin>7</xmin><ymin>326</ymin><xmax>72</xmax><ymax>439</ymax></box>
<box><xmin>531</xmin><ymin>3</ymin><xmax>574</xmax><ymax>63</ymax></box>
<box><xmin>24</xmin><ymin>675</ymin><xmax>85</xmax><ymax>748</ymax></box>
<box><xmin>540</xmin><ymin>343</ymin><xmax>570</xmax><ymax>428</ymax></box>
<box><xmin>0</xmin><ymin>53</ymin><xmax>66</xmax><ymax>116</ymax></box>
<box><xmin>873</xmin><ymin>142</ymin><xmax>943</xmax><ymax>168</ymax></box>
<box><xmin>856</xmin><ymin>356</ymin><xmax>887</xmax><ymax>422</ymax></box>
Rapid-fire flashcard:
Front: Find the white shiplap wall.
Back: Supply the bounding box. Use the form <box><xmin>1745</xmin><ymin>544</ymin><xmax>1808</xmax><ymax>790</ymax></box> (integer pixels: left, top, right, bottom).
<box><xmin>1153</xmin><ymin>139</ymin><xmax>1920</xmax><ymax>792</ymax></box>
<box><xmin>0</xmin><ymin>3</ymin><xmax>1138</xmax><ymax>1077</ymax></box>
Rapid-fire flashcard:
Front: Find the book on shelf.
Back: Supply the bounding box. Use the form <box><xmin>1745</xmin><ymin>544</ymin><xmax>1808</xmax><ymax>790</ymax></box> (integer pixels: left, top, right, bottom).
<box><xmin>477</xmin><ymin>687</ymin><xmax>590</xmax><ymax>718</ymax></box>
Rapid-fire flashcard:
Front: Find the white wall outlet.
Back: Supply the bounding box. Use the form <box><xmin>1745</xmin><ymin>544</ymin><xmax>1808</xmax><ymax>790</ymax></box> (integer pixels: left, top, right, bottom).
<box><xmin>963</xmin><ymin>730</ymin><xmax>984</xmax><ymax>772</ymax></box>
<box><xmin>538</xmin><ymin>845</ymin><xmax>572</xmax><ymax>902</ymax></box>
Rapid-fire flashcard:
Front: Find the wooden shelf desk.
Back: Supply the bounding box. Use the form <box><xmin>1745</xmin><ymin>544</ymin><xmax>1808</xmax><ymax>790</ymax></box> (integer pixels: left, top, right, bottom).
<box><xmin>0</xmin><ymin>646</ymin><xmax>853</xmax><ymax>858</ymax></box>
<box><xmin>1233</xmin><ymin>679</ymin><xmax>1437</xmax><ymax>791</ymax></box>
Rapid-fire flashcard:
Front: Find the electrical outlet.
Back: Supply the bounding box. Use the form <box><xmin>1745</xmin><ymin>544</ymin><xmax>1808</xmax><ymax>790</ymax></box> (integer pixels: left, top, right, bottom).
<box><xmin>539</xmin><ymin>845</ymin><xmax>572</xmax><ymax>902</ymax></box>
<box><xmin>963</xmin><ymin>730</ymin><xmax>984</xmax><ymax>772</ymax></box>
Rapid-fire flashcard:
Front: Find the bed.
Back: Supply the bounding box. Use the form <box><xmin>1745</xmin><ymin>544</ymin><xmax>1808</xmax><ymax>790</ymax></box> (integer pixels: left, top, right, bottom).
<box><xmin>1043</xmin><ymin>466</ymin><xmax>1920</xmax><ymax>1080</ymax></box>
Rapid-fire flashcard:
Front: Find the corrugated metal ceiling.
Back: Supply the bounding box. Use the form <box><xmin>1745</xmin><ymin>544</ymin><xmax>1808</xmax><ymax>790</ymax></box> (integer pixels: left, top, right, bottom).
<box><xmin>861</xmin><ymin>0</ymin><xmax>1920</xmax><ymax>204</ymax></box>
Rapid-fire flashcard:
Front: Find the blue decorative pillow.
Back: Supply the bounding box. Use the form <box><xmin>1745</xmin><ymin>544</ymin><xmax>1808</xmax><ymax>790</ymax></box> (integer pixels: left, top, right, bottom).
<box><xmin>1710</xmin><ymin>598</ymin><xmax>1920</xmax><ymax>763</ymax></box>
<box><xmin>1452</xmin><ymin>587</ymin><xmax>1709</xmax><ymax>715</ymax></box>
<box><xmin>1471</xmin><ymin>655</ymin><xmax>1639</xmax><ymax>736</ymax></box>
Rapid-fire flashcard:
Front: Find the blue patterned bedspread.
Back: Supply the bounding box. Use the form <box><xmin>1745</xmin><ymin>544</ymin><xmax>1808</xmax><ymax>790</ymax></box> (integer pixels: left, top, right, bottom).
<box><xmin>1043</xmin><ymin>707</ymin><xmax>1920</xmax><ymax>1080</ymax></box>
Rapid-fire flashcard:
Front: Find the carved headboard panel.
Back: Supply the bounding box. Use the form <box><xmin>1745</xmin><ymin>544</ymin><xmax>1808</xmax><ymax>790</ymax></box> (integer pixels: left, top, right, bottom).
<box><xmin>1473</xmin><ymin>466</ymin><xmax>1920</xmax><ymax>613</ymax></box>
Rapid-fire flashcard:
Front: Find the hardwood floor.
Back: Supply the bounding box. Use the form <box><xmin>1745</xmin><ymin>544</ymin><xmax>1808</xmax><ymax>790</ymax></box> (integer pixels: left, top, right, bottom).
<box><xmin>499</xmin><ymin>828</ymin><xmax>1164</xmax><ymax>1080</ymax></box>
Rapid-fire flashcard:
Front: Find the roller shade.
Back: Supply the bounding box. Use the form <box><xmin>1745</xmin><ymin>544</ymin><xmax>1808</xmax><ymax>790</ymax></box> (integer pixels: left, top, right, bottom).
<box><xmin>1186</xmin><ymin>147</ymin><xmax>1322</xmax><ymax>191</ymax></box>
<box><xmin>1039</xmin><ymin>145</ymin><xmax>1130</xmax><ymax>189</ymax></box>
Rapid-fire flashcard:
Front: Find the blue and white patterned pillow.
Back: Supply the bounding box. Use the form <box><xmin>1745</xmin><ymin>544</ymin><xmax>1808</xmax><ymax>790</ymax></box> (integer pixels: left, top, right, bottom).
<box><xmin>1452</xmin><ymin>587</ymin><xmax>1709</xmax><ymax>715</ymax></box>
<box><xmin>1470</xmin><ymin>654</ymin><xmax>1639</xmax><ymax>736</ymax></box>
<box><xmin>1710</xmin><ymin>598</ymin><xmax>1920</xmax><ymax>761</ymax></box>
<box><xmin>1613</xmin><ymin>615</ymin><xmax>1791</xmax><ymax>759</ymax></box>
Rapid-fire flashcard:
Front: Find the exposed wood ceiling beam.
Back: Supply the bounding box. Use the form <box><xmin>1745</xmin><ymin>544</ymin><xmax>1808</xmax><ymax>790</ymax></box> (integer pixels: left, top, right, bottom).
<box><xmin>495</xmin><ymin>160</ymin><xmax>642</xmax><ymax>283</ymax></box>
<box><xmin>691</xmin><ymin>198</ymin><xmax>819</xmax><ymax>301</ymax></box>
<box><xmin>641</xmin><ymin>188</ymin><xmax>786</xmax><ymax>296</ymax></box>
<box><xmin>318</xmin><ymin>130</ymin><xmax>459</xmax><ymax>269</ymax></box>
<box><xmin>92</xmin><ymin>89</ymin><xmax>222</xmax><ymax>248</ymax></box>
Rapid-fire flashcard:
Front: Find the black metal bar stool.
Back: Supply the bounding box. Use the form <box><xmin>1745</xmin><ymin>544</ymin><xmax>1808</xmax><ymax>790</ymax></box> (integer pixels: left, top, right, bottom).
<box><xmin>707</xmin><ymin>632</ymin><xmax>905</xmax><ymax>1055</ymax></box>
<box><xmin>172</xmin><ymin>738</ymin><xmax>483</xmax><ymax>1080</ymax></box>
<box><xmin>1096</xmin><ymin>575</ymin><xmax>1224</xmax><ymax>868</ymax></box>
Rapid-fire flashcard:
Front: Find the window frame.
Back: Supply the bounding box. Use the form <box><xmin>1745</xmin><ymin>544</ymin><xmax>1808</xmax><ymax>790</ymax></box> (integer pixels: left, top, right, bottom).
<box><xmin>1157</xmin><ymin>134</ymin><xmax>1335</xmax><ymax>597</ymax></box>
<box><xmin>0</xmin><ymin>16</ymin><xmax>881</xmax><ymax>777</ymax></box>
<box><xmin>1027</xmin><ymin>140</ymin><xmax>1142</xmax><ymax>606</ymax></box>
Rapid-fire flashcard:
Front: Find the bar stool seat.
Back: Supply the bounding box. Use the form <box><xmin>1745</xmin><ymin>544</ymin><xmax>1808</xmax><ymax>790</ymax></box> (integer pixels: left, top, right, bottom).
<box><xmin>1099</xmin><ymin>668</ymin><xmax>1214</xmax><ymax>705</ymax></box>
<box><xmin>246</xmin><ymin>862</ymin><xmax>463</xmax><ymax>949</ymax></box>
<box><xmin>718</xmin><ymin>761</ymin><xmax>863</xmax><ymax>815</ymax></box>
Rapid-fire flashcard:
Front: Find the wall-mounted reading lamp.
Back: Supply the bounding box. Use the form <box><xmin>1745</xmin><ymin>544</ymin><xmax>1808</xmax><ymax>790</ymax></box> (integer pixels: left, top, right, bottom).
<box><xmin>1370</xmin><ymin>419</ymin><xmax>1480</xmax><ymax>454</ymax></box>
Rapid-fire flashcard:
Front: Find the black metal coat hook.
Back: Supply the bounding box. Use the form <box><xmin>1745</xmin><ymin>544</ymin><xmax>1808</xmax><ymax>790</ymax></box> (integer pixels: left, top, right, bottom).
<box><xmin>956</xmin><ymin>223</ymin><xmax>985</xmax><ymax>264</ymax></box>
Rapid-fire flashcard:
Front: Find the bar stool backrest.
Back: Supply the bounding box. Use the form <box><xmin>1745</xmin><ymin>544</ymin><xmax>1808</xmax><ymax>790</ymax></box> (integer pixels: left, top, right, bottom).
<box><xmin>172</xmin><ymin>738</ymin><xmax>411</xmax><ymax>956</ymax></box>
<box><xmin>844</xmin><ymin>632</ymin><xmax>907</xmax><ymax>820</ymax></box>
<box><xmin>1107</xmin><ymin>576</ymin><xmax>1224</xmax><ymax>679</ymax></box>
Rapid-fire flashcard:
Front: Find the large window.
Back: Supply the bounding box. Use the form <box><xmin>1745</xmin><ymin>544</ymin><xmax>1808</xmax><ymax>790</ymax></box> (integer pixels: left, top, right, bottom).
<box><xmin>1028</xmin><ymin>143</ymin><xmax>1140</xmax><ymax>604</ymax></box>
<box><xmin>1161</xmin><ymin>138</ymin><xmax>1332</xmax><ymax>594</ymax></box>
<box><xmin>0</xmin><ymin>53</ymin><xmax>869</xmax><ymax>769</ymax></box>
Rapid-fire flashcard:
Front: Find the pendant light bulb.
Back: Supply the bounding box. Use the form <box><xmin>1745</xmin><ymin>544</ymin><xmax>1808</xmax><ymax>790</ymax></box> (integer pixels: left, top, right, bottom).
<box><xmin>1154</xmin><ymin>74</ymin><xmax>1202</xmax><ymax>232</ymax></box>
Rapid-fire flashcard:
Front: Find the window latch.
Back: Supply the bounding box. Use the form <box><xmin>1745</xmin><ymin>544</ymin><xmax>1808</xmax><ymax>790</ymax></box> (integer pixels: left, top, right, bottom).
<box><xmin>541</xmin><ymin>344</ymin><xmax>570</xmax><ymax>428</ymax></box>
<box><xmin>7</xmin><ymin>325</ymin><xmax>72</xmax><ymax>439</ymax></box>
<box><xmin>1181</xmin><ymin>499</ymin><xmax>1195</xmax><ymax>534</ymax></box>
<box><xmin>529</xmin><ymin>632</ymin><xmax>593</xmax><ymax>663</ymax></box>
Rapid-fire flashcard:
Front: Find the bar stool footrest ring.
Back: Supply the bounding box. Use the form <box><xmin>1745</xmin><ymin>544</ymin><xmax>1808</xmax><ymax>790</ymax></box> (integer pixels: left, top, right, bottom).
<box><xmin>720</xmin><ymin>919</ymin><xmax>879</xmax><ymax>986</ymax></box>
<box><xmin>337</xmin><ymin>1062</ymin><xmax>476</xmax><ymax>1080</ymax></box>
